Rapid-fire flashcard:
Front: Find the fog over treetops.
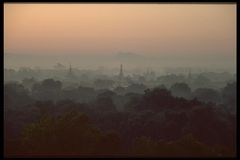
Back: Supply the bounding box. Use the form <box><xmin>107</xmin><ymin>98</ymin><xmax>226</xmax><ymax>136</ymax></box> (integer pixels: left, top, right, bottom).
<box><xmin>4</xmin><ymin>52</ymin><xmax>236</xmax><ymax>73</ymax></box>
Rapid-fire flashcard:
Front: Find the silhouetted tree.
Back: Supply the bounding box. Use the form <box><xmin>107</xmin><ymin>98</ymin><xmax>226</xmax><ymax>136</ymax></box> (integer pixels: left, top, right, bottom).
<box><xmin>21</xmin><ymin>111</ymin><xmax>102</xmax><ymax>155</ymax></box>
<box><xmin>221</xmin><ymin>82</ymin><xmax>236</xmax><ymax>113</ymax></box>
<box><xmin>4</xmin><ymin>82</ymin><xmax>32</xmax><ymax>109</ymax></box>
<box><xmin>32</xmin><ymin>79</ymin><xmax>62</xmax><ymax>101</ymax></box>
<box><xmin>170</xmin><ymin>83</ymin><xmax>191</xmax><ymax>99</ymax></box>
<box><xmin>94</xmin><ymin>96</ymin><xmax>116</xmax><ymax>112</ymax></box>
<box><xmin>193</xmin><ymin>88</ymin><xmax>220</xmax><ymax>104</ymax></box>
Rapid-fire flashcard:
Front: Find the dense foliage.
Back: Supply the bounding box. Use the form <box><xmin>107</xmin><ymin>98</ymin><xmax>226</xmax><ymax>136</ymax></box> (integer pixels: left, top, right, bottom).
<box><xmin>4</xmin><ymin>79</ymin><xmax>236</xmax><ymax>157</ymax></box>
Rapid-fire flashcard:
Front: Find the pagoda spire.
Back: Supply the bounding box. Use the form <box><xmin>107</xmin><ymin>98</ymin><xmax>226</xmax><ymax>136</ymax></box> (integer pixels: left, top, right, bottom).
<box><xmin>119</xmin><ymin>64</ymin><xmax>124</xmax><ymax>86</ymax></box>
<box><xmin>67</xmin><ymin>64</ymin><xmax>76</xmax><ymax>79</ymax></box>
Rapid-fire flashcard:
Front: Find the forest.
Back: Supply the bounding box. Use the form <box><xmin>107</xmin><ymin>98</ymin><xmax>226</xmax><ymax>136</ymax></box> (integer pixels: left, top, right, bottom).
<box><xmin>4</xmin><ymin>73</ymin><xmax>236</xmax><ymax>157</ymax></box>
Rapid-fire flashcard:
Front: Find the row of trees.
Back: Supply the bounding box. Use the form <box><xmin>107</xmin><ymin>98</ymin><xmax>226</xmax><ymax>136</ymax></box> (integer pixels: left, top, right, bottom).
<box><xmin>5</xmin><ymin>78</ymin><xmax>236</xmax><ymax>112</ymax></box>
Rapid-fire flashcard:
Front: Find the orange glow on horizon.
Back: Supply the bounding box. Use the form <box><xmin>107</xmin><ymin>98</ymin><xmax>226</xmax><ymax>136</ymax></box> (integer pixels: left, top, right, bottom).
<box><xmin>4</xmin><ymin>3</ymin><xmax>236</xmax><ymax>56</ymax></box>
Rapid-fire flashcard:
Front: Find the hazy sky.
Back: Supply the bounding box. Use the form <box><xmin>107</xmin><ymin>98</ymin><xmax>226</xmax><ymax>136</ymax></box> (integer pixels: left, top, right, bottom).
<box><xmin>4</xmin><ymin>3</ymin><xmax>236</xmax><ymax>71</ymax></box>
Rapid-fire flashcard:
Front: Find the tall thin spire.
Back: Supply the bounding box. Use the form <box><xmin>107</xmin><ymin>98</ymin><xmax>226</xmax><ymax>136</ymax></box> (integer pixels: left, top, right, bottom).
<box><xmin>67</xmin><ymin>64</ymin><xmax>75</xmax><ymax>79</ymax></box>
<box><xmin>119</xmin><ymin>64</ymin><xmax>124</xmax><ymax>86</ymax></box>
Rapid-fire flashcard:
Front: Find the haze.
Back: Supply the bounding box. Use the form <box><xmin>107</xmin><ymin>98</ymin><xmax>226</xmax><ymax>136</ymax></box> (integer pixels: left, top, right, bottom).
<box><xmin>4</xmin><ymin>3</ymin><xmax>236</xmax><ymax>72</ymax></box>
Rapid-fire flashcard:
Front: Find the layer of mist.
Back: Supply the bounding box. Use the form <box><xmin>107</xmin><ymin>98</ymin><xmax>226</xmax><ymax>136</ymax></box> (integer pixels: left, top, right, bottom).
<box><xmin>4</xmin><ymin>52</ymin><xmax>236</xmax><ymax>73</ymax></box>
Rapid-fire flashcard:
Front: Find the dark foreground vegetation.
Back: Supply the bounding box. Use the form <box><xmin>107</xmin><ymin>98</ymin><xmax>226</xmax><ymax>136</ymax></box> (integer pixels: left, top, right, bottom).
<box><xmin>4</xmin><ymin>79</ymin><xmax>236</xmax><ymax>157</ymax></box>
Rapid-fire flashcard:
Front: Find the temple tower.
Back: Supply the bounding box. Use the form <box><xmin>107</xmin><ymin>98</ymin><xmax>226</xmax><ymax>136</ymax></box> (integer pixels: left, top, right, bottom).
<box><xmin>119</xmin><ymin>64</ymin><xmax>124</xmax><ymax>86</ymax></box>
